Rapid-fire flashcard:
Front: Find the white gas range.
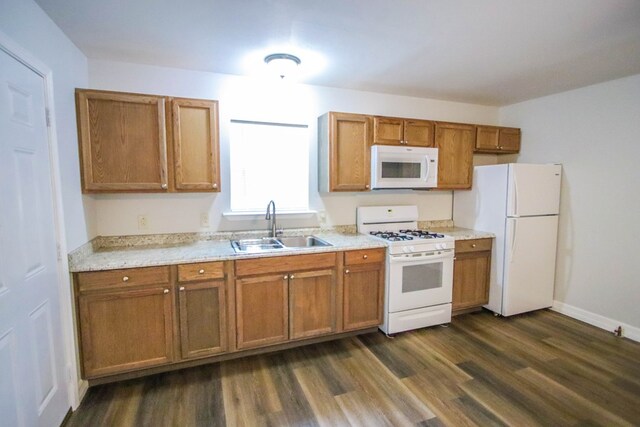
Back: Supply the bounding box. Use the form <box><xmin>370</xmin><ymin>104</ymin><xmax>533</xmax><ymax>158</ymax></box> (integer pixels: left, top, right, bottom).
<box><xmin>357</xmin><ymin>205</ymin><xmax>454</xmax><ymax>334</ymax></box>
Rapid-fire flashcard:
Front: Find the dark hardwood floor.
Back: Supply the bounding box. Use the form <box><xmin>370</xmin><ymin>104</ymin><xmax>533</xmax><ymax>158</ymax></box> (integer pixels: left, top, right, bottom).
<box><xmin>66</xmin><ymin>310</ymin><xmax>640</xmax><ymax>426</ymax></box>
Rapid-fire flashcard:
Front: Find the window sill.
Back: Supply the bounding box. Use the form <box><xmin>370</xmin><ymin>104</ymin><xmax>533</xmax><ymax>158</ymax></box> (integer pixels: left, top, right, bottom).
<box><xmin>223</xmin><ymin>210</ymin><xmax>318</xmax><ymax>221</ymax></box>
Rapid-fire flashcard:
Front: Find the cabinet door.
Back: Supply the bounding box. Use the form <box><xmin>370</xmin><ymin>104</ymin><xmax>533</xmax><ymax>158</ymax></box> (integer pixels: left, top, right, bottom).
<box><xmin>373</xmin><ymin>117</ymin><xmax>404</xmax><ymax>145</ymax></box>
<box><xmin>452</xmin><ymin>251</ymin><xmax>491</xmax><ymax>311</ymax></box>
<box><xmin>475</xmin><ymin>126</ymin><xmax>500</xmax><ymax>151</ymax></box>
<box><xmin>171</xmin><ymin>98</ymin><xmax>220</xmax><ymax>192</ymax></box>
<box><xmin>76</xmin><ymin>89</ymin><xmax>168</xmax><ymax>192</ymax></box>
<box><xmin>236</xmin><ymin>274</ymin><xmax>288</xmax><ymax>349</ymax></box>
<box><xmin>289</xmin><ymin>269</ymin><xmax>336</xmax><ymax>340</ymax></box>
<box><xmin>434</xmin><ymin>122</ymin><xmax>475</xmax><ymax>189</ymax></box>
<box><xmin>343</xmin><ymin>263</ymin><xmax>384</xmax><ymax>331</ymax></box>
<box><xmin>78</xmin><ymin>286</ymin><xmax>173</xmax><ymax>378</ymax></box>
<box><xmin>178</xmin><ymin>280</ymin><xmax>227</xmax><ymax>359</ymax></box>
<box><xmin>404</xmin><ymin>119</ymin><xmax>434</xmax><ymax>147</ymax></box>
<box><xmin>329</xmin><ymin>112</ymin><xmax>371</xmax><ymax>191</ymax></box>
<box><xmin>498</xmin><ymin>127</ymin><xmax>521</xmax><ymax>153</ymax></box>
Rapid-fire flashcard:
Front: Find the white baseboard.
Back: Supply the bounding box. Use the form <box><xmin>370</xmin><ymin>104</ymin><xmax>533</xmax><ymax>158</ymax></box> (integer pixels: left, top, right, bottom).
<box><xmin>551</xmin><ymin>300</ymin><xmax>640</xmax><ymax>343</ymax></box>
<box><xmin>76</xmin><ymin>380</ymin><xmax>89</xmax><ymax>409</ymax></box>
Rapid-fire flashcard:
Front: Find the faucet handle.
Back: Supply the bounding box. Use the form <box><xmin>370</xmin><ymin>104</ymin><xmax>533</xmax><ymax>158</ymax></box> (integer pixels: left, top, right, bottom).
<box><xmin>275</xmin><ymin>228</ymin><xmax>284</xmax><ymax>237</ymax></box>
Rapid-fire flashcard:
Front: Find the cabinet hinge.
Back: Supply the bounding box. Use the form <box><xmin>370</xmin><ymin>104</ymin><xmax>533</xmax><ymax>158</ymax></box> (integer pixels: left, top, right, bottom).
<box><xmin>56</xmin><ymin>243</ymin><xmax>63</xmax><ymax>261</ymax></box>
<box><xmin>45</xmin><ymin>109</ymin><xmax>51</xmax><ymax>127</ymax></box>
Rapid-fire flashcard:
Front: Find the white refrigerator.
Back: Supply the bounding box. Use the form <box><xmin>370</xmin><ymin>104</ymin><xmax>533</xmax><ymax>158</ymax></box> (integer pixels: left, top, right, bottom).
<box><xmin>453</xmin><ymin>163</ymin><xmax>562</xmax><ymax>316</ymax></box>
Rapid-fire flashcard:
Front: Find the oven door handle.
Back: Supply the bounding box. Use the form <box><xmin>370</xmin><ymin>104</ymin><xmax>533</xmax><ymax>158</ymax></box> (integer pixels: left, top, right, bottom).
<box><xmin>389</xmin><ymin>252</ymin><xmax>453</xmax><ymax>264</ymax></box>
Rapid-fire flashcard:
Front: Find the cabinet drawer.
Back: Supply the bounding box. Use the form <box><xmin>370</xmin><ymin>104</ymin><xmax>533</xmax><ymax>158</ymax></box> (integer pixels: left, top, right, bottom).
<box><xmin>178</xmin><ymin>262</ymin><xmax>224</xmax><ymax>282</ymax></box>
<box><xmin>344</xmin><ymin>248</ymin><xmax>385</xmax><ymax>266</ymax></box>
<box><xmin>235</xmin><ymin>252</ymin><xmax>337</xmax><ymax>277</ymax></box>
<box><xmin>455</xmin><ymin>238</ymin><xmax>492</xmax><ymax>254</ymax></box>
<box><xmin>77</xmin><ymin>266</ymin><xmax>170</xmax><ymax>292</ymax></box>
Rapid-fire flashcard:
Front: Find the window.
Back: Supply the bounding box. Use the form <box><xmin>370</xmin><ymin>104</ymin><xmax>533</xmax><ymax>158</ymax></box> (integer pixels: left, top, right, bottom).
<box><xmin>229</xmin><ymin>120</ymin><xmax>309</xmax><ymax>212</ymax></box>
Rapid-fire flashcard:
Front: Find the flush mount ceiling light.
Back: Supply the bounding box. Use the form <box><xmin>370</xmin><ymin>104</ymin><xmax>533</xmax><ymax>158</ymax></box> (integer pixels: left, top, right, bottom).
<box><xmin>264</xmin><ymin>53</ymin><xmax>301</xmax><ymax>79</ymax></box>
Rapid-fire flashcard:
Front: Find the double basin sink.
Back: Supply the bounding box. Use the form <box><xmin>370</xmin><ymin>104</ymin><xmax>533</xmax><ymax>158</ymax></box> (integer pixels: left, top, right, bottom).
<box><xmin>231</xmin><ymin>235</ymin><xmax>332</xmax><ymax>253</ymax></box>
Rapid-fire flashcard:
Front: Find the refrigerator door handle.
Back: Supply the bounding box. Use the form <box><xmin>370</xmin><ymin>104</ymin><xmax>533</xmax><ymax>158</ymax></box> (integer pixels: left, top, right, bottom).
<box><xmin>510</xmin><ymin>219</ymin><xmax>518</xmax><ymax>263</ymax></box>
<box><xmin>513</xmin><ymin>173</ymin><xmax>519</xmax><ymax>216</ymax></box>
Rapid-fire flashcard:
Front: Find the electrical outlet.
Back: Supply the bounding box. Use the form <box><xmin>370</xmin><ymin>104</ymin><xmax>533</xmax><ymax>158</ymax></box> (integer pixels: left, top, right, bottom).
<box><xmin>200</xmin><ymin>212</ymin><xmax>210</xmax><ymax>228</ymax></box>
<box><xmin>138</xmin><ymin>215</ymin><xmax>149</xmax><ymax>231</ymax></box>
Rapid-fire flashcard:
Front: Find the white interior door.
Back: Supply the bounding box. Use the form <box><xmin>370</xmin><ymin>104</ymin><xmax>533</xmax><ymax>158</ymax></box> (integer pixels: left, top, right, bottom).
<box><xmin>507</xmin><ymin>164</ymin><xmax>562</xmax><ymax>217</ymax></box>
<box><xmin>0</xmin><ymin>49</ymin><xmax>69</xmax><ymax>426</ymax></box>
<box><xmin>503</xmin><ymin>216</ymin><xmax>559</xmax><ymax>316</ymax></box>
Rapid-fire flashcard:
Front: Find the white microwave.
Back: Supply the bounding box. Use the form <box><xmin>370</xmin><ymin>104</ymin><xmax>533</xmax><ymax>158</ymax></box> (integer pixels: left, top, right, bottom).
<box><xmin>371</xmin><ymin>145</ymin><xmax>438</xmax><ymax>189</ymax></box>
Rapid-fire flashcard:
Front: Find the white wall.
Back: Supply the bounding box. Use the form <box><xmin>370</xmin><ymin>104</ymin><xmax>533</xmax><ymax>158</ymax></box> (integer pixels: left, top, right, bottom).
<box><xmin>0</xmin><ymin>0</ymin><xmax>93</xmax><ymax>250</ymax></box>
<box><xmin>500</xmin><ymin>74</ymin><xmax>640</xmax><ymax>330</ymax></box>
<box><xmin>88</xmin><ymin>59</ymin><xmax>499</xmax><ymax>235</ymax></box>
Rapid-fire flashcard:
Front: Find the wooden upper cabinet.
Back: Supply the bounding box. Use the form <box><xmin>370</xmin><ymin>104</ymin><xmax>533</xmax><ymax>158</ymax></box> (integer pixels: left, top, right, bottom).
<box><xmin>373</xmin><ymin>116</ymin><xmax>434</xmax><ymax>147</ymax></box>
<box><xmin>171</xmin><ymin>98</ymin><xmax>220</xmax><ymax>191</ymax></box>
<box><xmin>76</xmin><ymin>90</ymin><xmax>168</xmax><ymax>192</ymax></box>
<box><xmin>475</xmin><ymin>125</ymin><xmax>521</xmax><ymax>154</ymax></box>
<box><xmin>76</xmin><ymin>89</ymin><xmax>220</xmax><ymax>193</ymax></box>
<box><xmin>318</xmin><ymin>112</ymin><xmax>371</xmax><ymax>192</ymax></box>
<box><xmin>434</xmin><ymin>122</ymin><xmax>475</xmax><ymax>190</ymax></box>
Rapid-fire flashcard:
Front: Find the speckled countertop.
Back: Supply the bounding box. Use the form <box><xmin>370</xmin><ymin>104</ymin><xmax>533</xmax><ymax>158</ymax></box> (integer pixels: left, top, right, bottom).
<box><xmin>431</xmin><ymin>227</ymin><xmax>495</xmax><ymax>241</ymax></box>
<box><xmin>68</xmin><ymin>228</ymin><xmax>385</xmax><ymax>272</ymax></box>
<box><xmin>68</xmin><ymin>224</ymin><xmax>494</xmax><ymax>272</ymax></box>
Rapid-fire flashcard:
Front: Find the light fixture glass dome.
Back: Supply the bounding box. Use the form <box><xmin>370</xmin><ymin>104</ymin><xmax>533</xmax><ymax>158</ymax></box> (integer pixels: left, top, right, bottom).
<box><xmin>264</xmin><ymin>53</ymin><xmax>301</xmax><ymax>79</ymax></box>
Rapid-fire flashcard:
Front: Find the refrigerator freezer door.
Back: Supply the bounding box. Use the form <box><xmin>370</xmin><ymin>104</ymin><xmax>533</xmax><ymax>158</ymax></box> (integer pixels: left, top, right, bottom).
<box><xmin>502</xmin><ymin>215</ymin><xmax>559</xmax><ymax>316</ymax></box>
<box><xmin>507</xmin><ymin>164</ymin><xmax>561</xmax><ymax>217</ymax></box>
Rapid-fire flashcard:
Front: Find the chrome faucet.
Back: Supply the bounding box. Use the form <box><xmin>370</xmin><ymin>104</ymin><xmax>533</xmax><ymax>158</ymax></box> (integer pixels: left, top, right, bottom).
<box><xmin>265</xmin><ymin>200</ymin><xmax>281</xmax><ymax>238</ymax></box>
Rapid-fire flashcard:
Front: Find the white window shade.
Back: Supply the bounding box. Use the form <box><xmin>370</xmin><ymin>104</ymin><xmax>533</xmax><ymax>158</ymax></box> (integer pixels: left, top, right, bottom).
<box><xmin>230</xmin><ymin>120</ymin><xmax>309</xmax><ymax>212</ymax></box>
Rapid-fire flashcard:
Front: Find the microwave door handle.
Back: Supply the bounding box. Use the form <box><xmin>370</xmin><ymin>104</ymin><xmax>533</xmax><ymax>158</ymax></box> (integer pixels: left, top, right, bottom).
<box><xmin>423</xmin><ymin>155</ymin><xmax>430</xmax><ymax>181</ymax></box>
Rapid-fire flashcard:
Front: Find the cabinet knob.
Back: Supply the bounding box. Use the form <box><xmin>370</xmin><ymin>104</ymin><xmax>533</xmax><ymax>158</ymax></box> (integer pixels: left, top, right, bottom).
<box><xmin>161</xmin><ymin>183</ymin><xmax>168</xmax><ymax>189</ymax></box>
<box><xmin>365</xmin><ymin>184</ymin><xmax>370</xmax><ymax>189</ymax></box>
<box><xmin>284</xmin><ymin>275</ymin><xmax>289</xmax><ymax>280</ymax></box>
<box><xmin>498</xmin><ymin>146</ymin><xmax>503</xmax><ymax>150</ymax></box>
<box><xmin>163</xmin><ymin>289</ymin><xmax>169</xmax><ymax>294</ymax></box>
<box><xmin>345</xmin><ymin>269</ymin><xmax>350</xmax><ymax>274</ymax></box>
<box><xmin>122</xmin><ymin>276</ymin><xmax>129</xmax><ymax>282</ymax></box>
<box><xmin>471</xmin><ymin>244</ymin><xmax>476</xmax><ymax>248</ymax></box>
<box><xmin>179</xmin><ymin>286</ymin><xmax>185</xmax><ymax>291</ymax></box>
<box><xmin>363</xmin><ymin>254</ymin><xmax>368</xmax><ymax>259</ymax></box>
<box><xmin>198</xmin><ymin>269</ymin><xmax>205</xmax><ymax>274</ymax></box>
<box><xmin>290</xmin><ymin>275</ymin><xmax>295</xmax><ymax>279</ymax></box>
<box><xmin>212</xmin><ymin>183</ymin><xmax>218</xmax><ymax>189</ymax></box>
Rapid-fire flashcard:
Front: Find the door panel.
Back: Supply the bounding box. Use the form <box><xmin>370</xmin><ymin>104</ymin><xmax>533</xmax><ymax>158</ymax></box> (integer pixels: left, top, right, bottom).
<box><xmin>289</xmin><ymin>270</ymin><xmax>335</xmax><ymax>340</ymax></box>
<box><xmin>503</xmin><ymin>216</ymin><xmax>559</xmax><ymax>316</ymax></box>
<box><xmin>0</xmin><ymin>49</ymin><xmax>69</xmax><ymax>426</ymax></box>
<box><xmin>507</xmin><ymin>164</ymin><xmax>562</xmax><ymax>216</ymax></box>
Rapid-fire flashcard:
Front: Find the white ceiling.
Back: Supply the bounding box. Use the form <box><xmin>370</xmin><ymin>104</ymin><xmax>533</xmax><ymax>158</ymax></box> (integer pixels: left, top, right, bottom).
<box><xmin>35</xmin><ymin>0</ymin><xmax>640</xmax><ymax>106</ymax></box>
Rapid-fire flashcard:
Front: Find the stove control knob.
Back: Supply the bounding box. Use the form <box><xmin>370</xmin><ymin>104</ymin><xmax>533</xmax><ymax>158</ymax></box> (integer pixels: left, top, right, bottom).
<box><xmin>436</xmin><ymin>243</ymin><xmax>444</xmax><ymax>250</ymax></box>
<box><xmin>402</xmin><ymin>246</ymin><xmax>410</xmax><ymax>253</ymax></box>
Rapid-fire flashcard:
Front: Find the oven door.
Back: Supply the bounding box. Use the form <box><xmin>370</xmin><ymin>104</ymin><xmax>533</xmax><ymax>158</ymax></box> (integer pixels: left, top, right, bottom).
<box><xmin>387</xmin><ymin>250</ymin><xmax>453</xmax><ymax>313</ymax></box>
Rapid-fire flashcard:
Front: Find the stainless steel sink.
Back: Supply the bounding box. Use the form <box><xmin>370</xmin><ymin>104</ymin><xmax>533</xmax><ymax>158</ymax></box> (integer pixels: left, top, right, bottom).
<box><xmin>230</xmin><ymin>235</ymin><xmax>332</xmax><ymax>253</ymax></box>
<box><xmin>231</xmin><ymin>238</ymin><xmax>284</xmax><ymax>253</ymax></box>
<box><xmin>277</xmin><ymin>235</ymin><xmax>332</xmax><ymax>248</ymax></box>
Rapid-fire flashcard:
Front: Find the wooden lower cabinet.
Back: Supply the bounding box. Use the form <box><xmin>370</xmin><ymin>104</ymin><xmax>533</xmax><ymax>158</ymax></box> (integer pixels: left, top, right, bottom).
<box><xmin>289</xmin><ymin>269</ymin><xmax>336</xmax><ymax>340</ymax></box>
<box><xmin>452</xmin><ymin>239</ymin><xmax>492</xmax><ymax>313</ymax></box>
<box><xmin>78</xmin><ymin>285</ymin><xmax>174</xmax><ymax>378</ymax></box>
<box><xmin>235</xmin><ymin>273</ymin><xmax>289</xmax><ymax>349</ymax></box>
<box><xmin>178</xmin><ymin>280</ymin><xmax>227</xmax><ymax>359</ymax></box>
<box><xmin>76</xmin><ymin>250</ymin><xmax>385</xmax><ymax>381</ymax></box>
<box><xmin>343</xmin><ymin>249</ymin><xmax>385</xmax><ymax>331</ymax></box>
